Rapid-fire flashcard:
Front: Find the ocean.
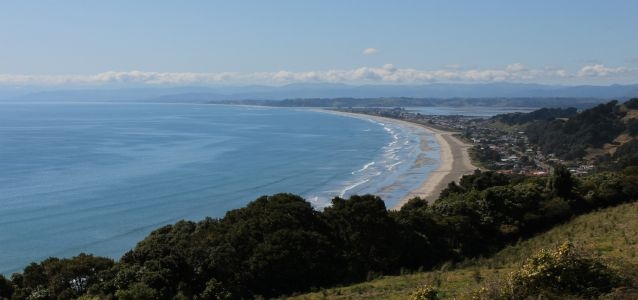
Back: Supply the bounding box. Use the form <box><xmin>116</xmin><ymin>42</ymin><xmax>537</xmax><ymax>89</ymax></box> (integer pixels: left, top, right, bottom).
<box><xmin>0</xmin><ymin>102</ymin><xmax>440</xmax><ymax>274</ymax></box>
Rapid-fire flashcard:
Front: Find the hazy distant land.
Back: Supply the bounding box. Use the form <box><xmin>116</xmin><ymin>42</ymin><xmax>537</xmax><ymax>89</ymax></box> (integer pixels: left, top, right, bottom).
<box><xmin>2</xmin><ymin>82</ymin><xmax>637</xmax><ymax>107</ymax></box>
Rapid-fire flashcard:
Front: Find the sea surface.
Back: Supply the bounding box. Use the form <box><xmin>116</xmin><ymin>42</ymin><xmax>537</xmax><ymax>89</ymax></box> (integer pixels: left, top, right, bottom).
<box><xmin>0</xmin><ymin>103</ymin><xmax>442</xmax><ymax>274</ymax></box>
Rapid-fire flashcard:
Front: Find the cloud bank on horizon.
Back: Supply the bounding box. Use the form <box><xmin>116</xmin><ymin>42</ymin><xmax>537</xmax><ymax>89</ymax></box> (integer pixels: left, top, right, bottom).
<box><xmin>0</xmin><ymin>63</ymin><xmax>635</xmax><ymax>87</ymax></box>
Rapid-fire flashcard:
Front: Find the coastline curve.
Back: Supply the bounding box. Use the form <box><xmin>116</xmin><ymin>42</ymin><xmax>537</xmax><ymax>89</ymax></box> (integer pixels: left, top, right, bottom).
<box><xmin>316</xmin><ymin>109</ymin><xmax>477</xmax><ymax>209</ymax></box>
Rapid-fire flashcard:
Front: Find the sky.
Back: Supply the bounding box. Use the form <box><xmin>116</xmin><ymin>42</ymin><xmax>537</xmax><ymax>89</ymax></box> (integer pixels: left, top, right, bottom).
<box><xmin>1</xmin><ymin>1</ymin><xmax>637</xmax><ymax>87</ymax></box>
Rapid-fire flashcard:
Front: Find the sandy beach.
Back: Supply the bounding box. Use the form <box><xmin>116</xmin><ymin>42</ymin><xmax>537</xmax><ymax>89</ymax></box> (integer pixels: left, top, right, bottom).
<box><xmin>395</xmin><ymin>123</ymin><xmax>477</xmax><ymax>208</ymax></box>
<box><xmin>319</xmin><ymin>109</ymin><xmax>477</xmax><ymax>209</ymax></box>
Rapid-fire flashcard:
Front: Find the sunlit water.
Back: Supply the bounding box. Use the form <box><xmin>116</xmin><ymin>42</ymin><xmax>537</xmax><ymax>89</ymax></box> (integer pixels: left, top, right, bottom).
<box><xmin>0</xmin><ymin>103</ymin><xmax>442</xmax><ymax>274</ymax></box>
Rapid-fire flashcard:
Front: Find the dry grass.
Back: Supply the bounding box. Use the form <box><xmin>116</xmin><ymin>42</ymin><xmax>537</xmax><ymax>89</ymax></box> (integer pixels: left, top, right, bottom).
<box><xmin>621</xmin><ymin>109</ymin><xmax>638</xmax><ymax>122</ymax></box>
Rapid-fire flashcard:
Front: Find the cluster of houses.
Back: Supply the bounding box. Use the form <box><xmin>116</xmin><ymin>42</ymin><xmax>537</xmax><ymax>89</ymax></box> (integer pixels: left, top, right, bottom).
<box><xmin>338</xmin><ymin>107</ymin><xmax>595</xmax><ymax>176</ymax></box>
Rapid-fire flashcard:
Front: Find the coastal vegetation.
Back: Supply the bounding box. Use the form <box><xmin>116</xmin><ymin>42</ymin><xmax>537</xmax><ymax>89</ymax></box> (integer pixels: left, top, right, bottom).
<box><xmin>293</xmin><ymin>201</ymin><xmax>638</xmax><ymax>299</ymax></box>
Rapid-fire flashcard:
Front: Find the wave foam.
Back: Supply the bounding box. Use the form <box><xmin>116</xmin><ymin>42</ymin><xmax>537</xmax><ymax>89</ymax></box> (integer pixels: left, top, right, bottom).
<box><xmin>352</xmin><ymin>161</ymin><xmax>375</xmax><ymax>174</ymax></box>
<box><xmin>339</xmin><ymin>178</ymin><xmax>370</xmax><ymax>197</ymax></box>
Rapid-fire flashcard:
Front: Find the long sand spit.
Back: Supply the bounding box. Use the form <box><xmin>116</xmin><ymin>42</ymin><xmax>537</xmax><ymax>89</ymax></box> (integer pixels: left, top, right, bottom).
<box><xmin>318</xmin><ymin>109</ymin><xmax>477</xmax><ymax>209</ymax></box>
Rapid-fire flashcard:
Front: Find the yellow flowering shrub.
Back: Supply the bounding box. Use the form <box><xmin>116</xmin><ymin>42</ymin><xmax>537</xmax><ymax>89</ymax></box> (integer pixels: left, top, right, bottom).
<box><xmin>410</xmin><ymin>284</ymin><xmax>439</xmax><ymax>300</ymax></box>
<box><xmin>508</xmin><ymin>242</ymin><xmax>619</xmax><ymax>298</ymax></box>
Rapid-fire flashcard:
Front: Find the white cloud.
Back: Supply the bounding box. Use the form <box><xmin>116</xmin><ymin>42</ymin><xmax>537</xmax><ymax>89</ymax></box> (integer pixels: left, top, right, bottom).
<box><xmin>505</xmin><ymin>63</ymin><xmax>525</xmax><ymax>72</ymax></box>
<box><xmin>577</xmin><ymin>64</ymin><xmax>626</xmax><ymax>77</ymax></box>
<box><xmin>0</xmin><ymin>64</ymin><xmax>635</xmax><ymax>86</ymax></box>
<box><xmin>556</xmin><ymin>70</ymin><xmax>568</xmax><ymax>77</ymax></box>
<box><xmin>362</xmin><ymin>48</ymin><xmax>379</xmax><ymax>55</ymax></box>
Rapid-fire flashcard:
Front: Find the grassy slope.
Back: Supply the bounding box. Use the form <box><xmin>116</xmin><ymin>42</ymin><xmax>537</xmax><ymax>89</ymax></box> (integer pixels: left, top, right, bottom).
<box><xmin>288</xmin><ymin>201</ymin><xmax>638</xmax><ymax>299</ymax></box>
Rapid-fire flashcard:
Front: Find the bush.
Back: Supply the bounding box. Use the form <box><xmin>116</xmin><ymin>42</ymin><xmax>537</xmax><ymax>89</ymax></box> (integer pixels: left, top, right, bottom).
<box><xmin>115</xmin><ymin>282</ymin><xmax>158</xmax><ymax>300</ymax></box>
<box><xmin>410</xmin><ymin>284</ymin><xmax>439</xmax><ymax>300</ymax></box>
<box><xmin>472</xmin><ymin>242</ymin><xmax>621</xmax><ymax>299</ymax></box>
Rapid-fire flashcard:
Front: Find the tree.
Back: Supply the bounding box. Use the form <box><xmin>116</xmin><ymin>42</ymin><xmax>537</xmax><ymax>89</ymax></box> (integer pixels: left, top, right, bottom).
<box><xmin>197</xmin><ymin>278</ymin><xmax>231</xmax><ymax>300</ymax></box>
<box><xmin>115</xmin><ymin>283</ymin><xmax>158</xmax><ymax>300</ymax></box>
<box><xmin>323</xmin><ymin>195</ymin><xmax>401</xmax><ymax>281</ymax></box>
<box><xmin>0</xmin><ymin>274</ymin><xmax>13</xmax><ymax>300</ymax></box>
<box><xmin>459</xmin><ymin>170</ymin><xmax>509</xmax><ymax>191</ymax></box>
<box><xmin>551</xmin><ymin>165</ymin><xmax>574</xmax><ymax>198</ymax></box>
<box><xmin>438</xmin><ymin>181</ymin><xmax>464</xmax><ymax>199</ymax></box>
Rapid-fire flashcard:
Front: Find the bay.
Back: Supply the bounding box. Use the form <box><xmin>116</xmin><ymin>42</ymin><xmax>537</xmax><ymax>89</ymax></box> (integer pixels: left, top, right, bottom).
<box><xmin>0</xmin><ymin>103</ymin><xmax>437</xmax><ymax>274</ymax></box>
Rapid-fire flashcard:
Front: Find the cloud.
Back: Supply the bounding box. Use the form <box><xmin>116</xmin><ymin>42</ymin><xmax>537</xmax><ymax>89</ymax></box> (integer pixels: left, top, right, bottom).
<box><xmin>577</xmin><ymin>64</ymin><xmax>627</xmax><ymax>77</ymax></box>
<box><xmin>0</xmin><ymin>63</ymin><xmax>635</xmax><ymax>86</ymax></box>
<box><xmin>362</xmin><ymin>48</ymin><xmax>379</xmax><ymax>55</ymax></box>
<box><xmin>505</xmin><ymin>63</ymin><xmax>525</xmax><ymax>72</ymax></box>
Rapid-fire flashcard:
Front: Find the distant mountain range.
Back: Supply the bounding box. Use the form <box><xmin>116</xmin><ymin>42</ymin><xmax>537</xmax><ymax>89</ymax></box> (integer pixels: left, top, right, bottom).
<box><xmin>1</xmin><ymin>82</ymin><xmax>637</xmax><ymax>104</ymax></box>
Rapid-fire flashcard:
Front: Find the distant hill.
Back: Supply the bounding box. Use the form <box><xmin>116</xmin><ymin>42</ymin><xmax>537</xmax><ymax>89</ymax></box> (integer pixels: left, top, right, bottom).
<box><xmin>2</xmin><ymin>82</ymin><xmax>637</xmax><ymax>103</ymax></box>
<box><xmin>491</xmin><ymin>107</ymin><xmax>578</xmax><ymax>125</ymax></box>
<box><xmin>248</xmin><ymin>97</ymin><xmax>603</xmax><ymax>108</ymax></box>
<box><xmin>492</xmin><ymin>98</ymin><xmax>638</xmax><ymax>162</ymax></box>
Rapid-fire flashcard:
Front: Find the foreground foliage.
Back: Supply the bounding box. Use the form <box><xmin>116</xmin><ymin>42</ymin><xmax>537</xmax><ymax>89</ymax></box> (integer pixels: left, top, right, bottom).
<box><xmin>470</xmin><ymin>242</ymin><xmax>621</xmax><ymax>299</ymax></box>
<box><xmin>294</xmin><ymin>201</ymin><xmax>638</xmax><ymax>299</ymax></box>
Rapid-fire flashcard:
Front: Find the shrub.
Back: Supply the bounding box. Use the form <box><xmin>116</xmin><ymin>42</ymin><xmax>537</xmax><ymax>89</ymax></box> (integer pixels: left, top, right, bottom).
<box><xmin>410</xmin><ymin>284</ymin><xmax>439</xmax><ymax>300</ymax></box>
<box><xmin>472</xmin><ymin>242</ymin><xmax>621</xmax><ymax>299</ymax></box>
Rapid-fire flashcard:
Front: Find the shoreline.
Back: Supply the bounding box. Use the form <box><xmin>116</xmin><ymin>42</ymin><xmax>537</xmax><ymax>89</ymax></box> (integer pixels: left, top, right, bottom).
<box><xmin>318</xmin><ymin>109</ymin><xmax>477</xmax><ymax>209</ymax></box>
<box><xmin>395</xmin><ymin>123</ymin><xmax>477</xmax><ymax>208</ymax></box>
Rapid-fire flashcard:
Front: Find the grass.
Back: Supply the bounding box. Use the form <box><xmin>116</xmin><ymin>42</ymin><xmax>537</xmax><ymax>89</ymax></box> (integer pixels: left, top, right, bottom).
<box><xmin>484</xmin><ymin>201</ymin><xmax>638</xmax><ymax>269</ymax></box>
<box><xmin>288</xmin><ymin>201</ymin><xmax>638</xmax><ymax>299</ymax></box>
<box><xmin>287</xmin><ymin>268</ymin><xmax>492</xmax><ymax>300</ymax></box>
<box><xmin>485</xmin><ymin>120</ymin><xmax>527</xmax><ymax>133</ymax></box>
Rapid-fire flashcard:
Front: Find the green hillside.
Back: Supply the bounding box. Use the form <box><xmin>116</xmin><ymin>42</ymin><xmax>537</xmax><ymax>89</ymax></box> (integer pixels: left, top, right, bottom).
<box><xmin>290</xmin><ymin>201</ymin><xmax>638</xmax><ymax>299</ymax></box>
<box><xmin>493</xmin><ymin>99</ymin><xmax>638</xmax><ymax>162</ymax></box>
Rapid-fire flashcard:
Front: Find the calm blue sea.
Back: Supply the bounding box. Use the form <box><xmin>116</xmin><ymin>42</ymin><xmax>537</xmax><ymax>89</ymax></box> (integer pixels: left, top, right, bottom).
<box><xmin>0</xmin><ymin>102</ymin><xmax>441</xmax><ymax>274</ymax></box>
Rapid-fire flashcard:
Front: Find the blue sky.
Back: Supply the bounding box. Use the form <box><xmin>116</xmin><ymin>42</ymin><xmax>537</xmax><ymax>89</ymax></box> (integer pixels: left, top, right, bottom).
<box><xmin>1</xmin><ymin>1</ymin><xmax>637</xmax><ymax>86</ymax></box>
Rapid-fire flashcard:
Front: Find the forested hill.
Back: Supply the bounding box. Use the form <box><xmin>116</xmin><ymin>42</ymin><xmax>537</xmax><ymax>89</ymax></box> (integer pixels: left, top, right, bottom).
<box><xmin>491</xmin><ymin>107</ymin><xmax>578</xmax><ymax>125</ymax></box>
<box><xmin>493</xmin><ymin>98</ymin><xmax>638</xmax><ymax>162</ymax></box>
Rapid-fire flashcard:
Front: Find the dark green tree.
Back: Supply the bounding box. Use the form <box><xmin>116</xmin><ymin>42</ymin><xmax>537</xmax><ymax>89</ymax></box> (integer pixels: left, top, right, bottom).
<box><xmin>551</xmin><ymin>165</ymin><xmax>575</xmax><ymax>198</ymax></box>
<box><xmin>115</xmin><ymin>282</ymin><xmax>158</xmax><ymax>300</ymax></box>
<box><xmin>0</xmin><ymin>274</ymin><xmax>13</xmax><ymax>300</ymax></box>
<box><xmin>323</xmin><ymin>195</ymin><xmax>401</xmax><ymax>281</ymax></box>
<box><xmin>459</xmin><ymin>170</ymin><xmax>509</xmax><ymax>191</ymax></box>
